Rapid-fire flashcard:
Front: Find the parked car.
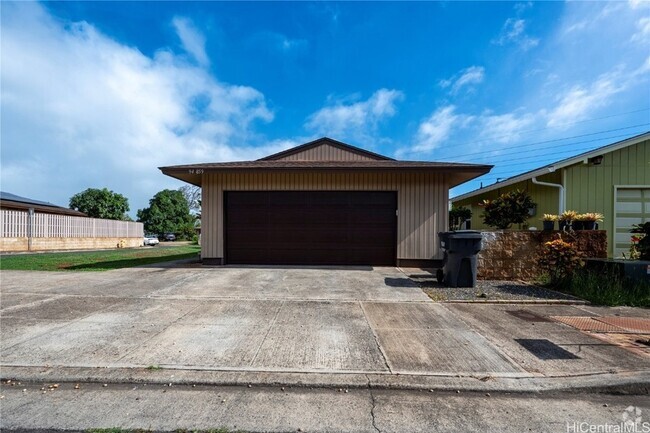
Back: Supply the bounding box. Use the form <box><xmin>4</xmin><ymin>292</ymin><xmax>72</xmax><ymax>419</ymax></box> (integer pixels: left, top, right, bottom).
<box><xmin>143</xmin><ymin>234</ymin><xmax>159</xmax><ymax>246</ymax></box>
<box><xmin>163</xmin><ymin>233</ymin><xmax>176</xmax><ymax>242</ymax></box>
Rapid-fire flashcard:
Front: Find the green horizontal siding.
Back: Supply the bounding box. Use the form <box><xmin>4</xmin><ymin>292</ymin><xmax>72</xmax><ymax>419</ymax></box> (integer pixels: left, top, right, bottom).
<box><xmin>454</xmin><ymin>171</ymin><xmax>561</xmax><ymax>230</ymax></box>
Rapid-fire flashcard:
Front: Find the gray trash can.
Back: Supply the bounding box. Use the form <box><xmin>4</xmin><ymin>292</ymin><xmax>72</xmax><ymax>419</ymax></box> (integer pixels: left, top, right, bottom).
<box><xmin>437</xmin><ymin>231</ymin><xmax>482</xmax><ymax>288</ymax></box>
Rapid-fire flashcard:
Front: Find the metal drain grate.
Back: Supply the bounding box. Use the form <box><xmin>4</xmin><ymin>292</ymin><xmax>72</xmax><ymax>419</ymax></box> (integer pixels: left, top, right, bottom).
<box><xmin>507</xmin><ymin>309</ymin><xmax>552</xmax><ymax>322</ymax></box>
<box><xmin>551</xmin><ymin>316</ymin><xmax>627</xmax><ymax>333</ymax></box>
<box><xmin>596</xmin><ymin>317</ymin><xmax>650</xmax><ymax>334</ymax></box>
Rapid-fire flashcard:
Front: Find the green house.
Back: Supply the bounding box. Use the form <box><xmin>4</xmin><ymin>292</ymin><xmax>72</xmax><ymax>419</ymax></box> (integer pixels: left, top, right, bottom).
<box><xmin>452</xmin><ymin>132</ymin><xmax>650</xmax><ymax>258</ymax></box>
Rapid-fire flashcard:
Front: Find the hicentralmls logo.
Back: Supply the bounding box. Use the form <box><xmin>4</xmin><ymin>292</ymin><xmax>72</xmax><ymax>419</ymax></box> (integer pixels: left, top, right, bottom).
<box><xmin>567</xmin><ymin>406</ymin><xmax>650</xmax><ymax>433</ymax></box>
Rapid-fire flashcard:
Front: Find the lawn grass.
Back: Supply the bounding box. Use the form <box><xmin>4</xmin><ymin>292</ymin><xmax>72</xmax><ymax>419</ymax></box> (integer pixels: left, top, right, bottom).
<box><xmin>0</xmin><ymin>245</ymin><xmax>200</xmax><ymax>271</ymax></box>
<box><xmin>548</xmin><ymin>269</ymin><xmax>650</xmax><ymax>307</ymax></box>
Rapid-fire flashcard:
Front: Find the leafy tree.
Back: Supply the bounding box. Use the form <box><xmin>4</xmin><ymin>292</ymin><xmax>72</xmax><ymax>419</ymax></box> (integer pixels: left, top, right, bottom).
<box><xmin>480</xmin><ymin>189</ymin><xmax>536</xmax><ymax>230</ymax></box>
<box><xmin>179</xmin><ymin>185</ymin><xmax>201</xmax><ymax>214</ymax></box>
<box><xmin>137</xmin><ymin>189</ymin><xmax>194</xmax><ymax>237</ymax></box>
<box><xmin>449</xmin><ymin>206</ymin><xmax>472</xmax><ymax>230</ymax></box>
<box><xmin>69</xmin><ymin>188</ymin><xmax>130</xmax><ymax>220</ymax></box>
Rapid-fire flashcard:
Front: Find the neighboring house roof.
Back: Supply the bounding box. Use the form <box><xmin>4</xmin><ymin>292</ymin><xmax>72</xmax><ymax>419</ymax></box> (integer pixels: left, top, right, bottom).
<box><xmin>451</xmin><ymin>131</ymin><xmax>650</xmax><ymax>202</ymax></box>
<box><xmin>0</xmin><ymin>191</ymin><xmax>87</xmax><ymax>217</ymax></box>
<box><xmin>258</xmin><ymin>137</ymin><xmax>395</xmax><ymax>161</ymax></box>
<box><xmin>160</xmin><ymin>138</ymin><xmax>493</xmax><ymax>188</ymax></box>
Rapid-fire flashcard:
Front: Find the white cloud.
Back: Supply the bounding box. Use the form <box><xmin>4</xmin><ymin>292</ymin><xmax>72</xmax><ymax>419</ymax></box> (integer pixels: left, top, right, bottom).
<box><xmin>629</xmin><ymin>0</ymin><xmax>650</xmax><ymax>9</ymax></box>
<box><xmin>631</xmin><ymin>16</ymin><xmax>650</xmax><ymax>43</ymax></box>
<box><xmin>546</xmin><ymin>70</ymin><xmax>627</xmax><ymax>127</ymax></box>
<box><xmin>478</xmin><ymin>112</ymin><xmax>536</xmax><ymax>143</ymax></box>
<box><xmin>439</xmin><ymin>66</ymin><xmax>485</xmax><ymax>95</ymax></box>
<box><xmin>304</xmin><ymin>89</ymin><xmax>403</xmax><ymax>143</ymax></box>
<box><xmin>172</xmin><ymin>17</ymin><xmax>209</xmax><ymax>67</ymax></box>
<box><xmin>493</xmin><ymin>18</ymin><xmax>539</xmax><ymax>50</ymax></box>
<box><xmin>410</xmin><ymin>106</ymin><xmax>471</xmax><ymax>154</ymax></box>
<box><xmin>1</xmin><ymin>3</ymin><xmax>275</xmax><ymax>213</ymax></box>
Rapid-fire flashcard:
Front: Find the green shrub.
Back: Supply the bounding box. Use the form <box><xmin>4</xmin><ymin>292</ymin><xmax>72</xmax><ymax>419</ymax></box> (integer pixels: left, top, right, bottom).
<box><xmin>449</xmin><ymin>206</ymin><xmax>472</xmax><ymax>230</ymax></box>
<box><xmin>480</xmin><ymin>189</ymin><xmax>536</xmax><ymax>229</ymax></box>
<box><xmin>538</xmin><ymin>237</ymin><xmax>584</xmax><ymax>284</ymax></box>
<box><xmin>631</xmin><ymin>222</ymin><xmax>650</xmax><ymax>260</ymax></box>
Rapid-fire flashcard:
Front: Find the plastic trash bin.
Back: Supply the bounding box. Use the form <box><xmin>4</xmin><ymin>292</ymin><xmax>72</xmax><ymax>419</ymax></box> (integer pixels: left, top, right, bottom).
<box><xmin>437</xmin><ymin>230</ymin><xmax>483</xmax><ymax>288</ymax></box>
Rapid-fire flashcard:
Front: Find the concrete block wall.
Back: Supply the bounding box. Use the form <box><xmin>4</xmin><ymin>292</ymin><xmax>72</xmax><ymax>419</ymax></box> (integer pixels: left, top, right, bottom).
<box><xmin>0</xmin><ymin>237</ymin><xmax>143</xmax><ymax>253</ymax></box>
<box><xmin>478</xmin><ymin>230</ymin><xmax>607</xmax><ymax>281</ymax></box>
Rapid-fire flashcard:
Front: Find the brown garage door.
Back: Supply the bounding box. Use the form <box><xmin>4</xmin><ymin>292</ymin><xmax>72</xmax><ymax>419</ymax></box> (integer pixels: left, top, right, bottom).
<box><xmin>225</xmin><ymin>191</ymin><xmax>397</xmax><ymax>265</ymax></box>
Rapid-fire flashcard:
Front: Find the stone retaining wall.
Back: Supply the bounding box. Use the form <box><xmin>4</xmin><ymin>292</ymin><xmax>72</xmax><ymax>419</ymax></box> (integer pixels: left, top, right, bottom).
<box><xmin>478</xmin><ymin>230</ymin><xmax>607</xmax><ymax>281</ymax></box>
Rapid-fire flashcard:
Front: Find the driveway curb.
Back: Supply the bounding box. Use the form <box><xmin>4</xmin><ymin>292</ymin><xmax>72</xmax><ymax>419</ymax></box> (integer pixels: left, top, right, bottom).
<box><xmin>2</xmin><ymin>366</ymin><xmax>649</xmax><ymax>395</ymax></box>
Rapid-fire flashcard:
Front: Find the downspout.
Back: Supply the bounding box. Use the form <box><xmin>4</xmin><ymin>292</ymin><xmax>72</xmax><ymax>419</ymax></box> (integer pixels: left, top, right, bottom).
<box><xmin>532</xmin><ymin>174</ymin><xmax>565</xmax><ymax>214</ymax></box>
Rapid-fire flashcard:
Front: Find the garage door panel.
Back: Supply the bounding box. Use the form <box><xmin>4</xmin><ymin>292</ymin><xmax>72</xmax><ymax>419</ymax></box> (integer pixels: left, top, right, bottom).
<box><xmin>226</xmin><ymin>211</ymin><xmax>269</xmax><ymax>225</ymax></box>
<box><xmin>227</xmin><ymin>192</ymin><xmax>269</xmax><ymax>205</ymax></box>
<box><xmin>614</xmin><ymin>187</ymin><xmax>650</xmax><ymax>258</ymax></box>
<box><xmin>267</xmin><ymin>228</ymin><xmax>350</xmax><ymax>244</ymax></box>
<box><xmin>225</xmin><ymin>191</ymin><xmax>396</xmax><ymax>265</ymax></box>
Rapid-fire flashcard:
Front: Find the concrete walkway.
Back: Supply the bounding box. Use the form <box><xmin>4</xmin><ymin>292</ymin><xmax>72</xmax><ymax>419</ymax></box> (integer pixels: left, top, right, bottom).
<box><xmin>1</xmin><ymin>266</ymin><xmax>649</xmax><ymax>392</ymax></box>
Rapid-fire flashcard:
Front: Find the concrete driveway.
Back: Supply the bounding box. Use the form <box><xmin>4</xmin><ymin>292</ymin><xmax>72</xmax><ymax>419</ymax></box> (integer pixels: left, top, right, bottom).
<box><xmin>1</xmin><ymin>265</ymin><xmax>648</xmax><ymax>381</ymax></box>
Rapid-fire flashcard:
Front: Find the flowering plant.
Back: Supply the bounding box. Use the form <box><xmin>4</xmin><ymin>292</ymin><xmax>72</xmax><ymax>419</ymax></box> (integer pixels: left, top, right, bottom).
<box><xmin>538</xmin><ymin>237</ymin><xmax>584</xmax><ymax>282</ymax></box>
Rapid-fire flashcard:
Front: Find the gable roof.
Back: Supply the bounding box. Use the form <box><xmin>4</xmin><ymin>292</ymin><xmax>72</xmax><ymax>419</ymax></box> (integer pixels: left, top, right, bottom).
<box><xmin>0</xmin><ymin>191</ymin><xmax>87</xmax><ymax>217</ymax></box>
<box><xmin>258</xmin><ymin>137</ymin><xmax>394</xmax><ymax>161</ymax></box>
<box><xmin>452</xmin><ymin>131</ymin><xmax>650</xmax><ymax>202</ymax></box>
<box><xmin>160</xmin><ymin>137</ymin><xmax>493</xmax><ymax>187</ymax></box>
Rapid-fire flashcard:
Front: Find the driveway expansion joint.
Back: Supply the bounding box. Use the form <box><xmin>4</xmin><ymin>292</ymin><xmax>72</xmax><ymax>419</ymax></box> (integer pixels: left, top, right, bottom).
<box><xmin>359</xmin><ymin>302</ymin><xmax>393</xmax><ymax>373</ymax></box>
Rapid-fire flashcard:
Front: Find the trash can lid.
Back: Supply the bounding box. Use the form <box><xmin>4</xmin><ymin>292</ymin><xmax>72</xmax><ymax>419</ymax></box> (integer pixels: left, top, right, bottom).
<box><xmin>446</xmin><ymin>230</ymin><xmax>482</xmax><ymax>239</ymax></box>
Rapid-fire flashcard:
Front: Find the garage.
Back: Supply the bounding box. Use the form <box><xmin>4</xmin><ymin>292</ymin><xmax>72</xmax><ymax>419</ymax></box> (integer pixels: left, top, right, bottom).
<box><xmin>225</xmin><ymin>191</ymin><xmax>397</xmax><ymax>265</ymax></box>
<box><xmin>160</xmin><ymin>137</ymin><xmax>492</xmax><ymax>267</ymax></box>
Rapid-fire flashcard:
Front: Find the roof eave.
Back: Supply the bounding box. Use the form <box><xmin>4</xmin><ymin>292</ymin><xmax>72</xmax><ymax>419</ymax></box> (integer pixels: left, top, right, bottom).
<box><xmin>452</xmin><ymin>131</ymin><xmax>650</xmax><ymax>202</ymax></box>
<box><xmin>160</xmin><ymin>164</ymin><xmax>493</xmax><ymax>188</ymax></box>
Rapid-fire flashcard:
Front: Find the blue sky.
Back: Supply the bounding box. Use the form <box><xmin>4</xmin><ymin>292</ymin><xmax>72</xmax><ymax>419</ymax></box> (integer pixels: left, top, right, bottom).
<box><xmin>2</xmin><ymin>1</ymin><xmax>649</xmax><ymax>215</ymax></box>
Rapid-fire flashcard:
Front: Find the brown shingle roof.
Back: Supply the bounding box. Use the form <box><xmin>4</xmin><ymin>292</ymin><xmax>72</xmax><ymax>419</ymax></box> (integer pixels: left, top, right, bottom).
<box><xmin>159</xmin><ymin>137</ymin><xmax>493</xmax><ymax>187</ymax></box>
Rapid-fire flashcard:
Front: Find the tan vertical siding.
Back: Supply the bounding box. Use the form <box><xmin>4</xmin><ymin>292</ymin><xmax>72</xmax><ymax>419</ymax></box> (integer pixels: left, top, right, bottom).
<box><xmin>202</xmin><ymin>170</ymin><xmax>448</xmax><ymax>261</ymax></box>
<box><xmin>275</xmin><ymin>144</ymin><xmax>378</xmax><ymax>161</ymax></box>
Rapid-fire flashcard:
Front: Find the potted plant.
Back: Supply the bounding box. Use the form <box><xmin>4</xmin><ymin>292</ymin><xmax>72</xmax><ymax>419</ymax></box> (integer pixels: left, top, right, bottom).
<box><xmin>580</xmin><ymin>212</ymin><xmax>603</xmax><ymax>230</ymax></box>
<box><xmin>558</xmin><ymin>210</ymin><xmax>577</xmax><ymax>231</ymax></box>
<box><xmin>572</xmin><ymin>213</ymin><xmax>586</xmax><ymax>231</ymax></box>
<box><xmin>541</xmin><ymin>214</ymin><xmax>558</xmax><ymax>231</ymax></box>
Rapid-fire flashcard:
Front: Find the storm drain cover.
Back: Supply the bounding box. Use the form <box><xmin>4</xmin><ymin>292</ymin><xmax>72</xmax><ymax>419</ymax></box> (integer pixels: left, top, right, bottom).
<box><xmin>595</xmin><ymin>317</ymin><xmax>650</xmax><ymax>334</ymax></box>
<box><xmin>551</xmin><ymin>316</ymin><xmax>628</xmax><ymax>333</ymax></box>
<box><xmin>515</xmin><ymin>339</ymin><xmax>581</xmax><ymax>360</ymax></box>
<box><xmin>506</xmin><ymin>309</ymin><xmax>552</xmax><ymax>322</ymax></box>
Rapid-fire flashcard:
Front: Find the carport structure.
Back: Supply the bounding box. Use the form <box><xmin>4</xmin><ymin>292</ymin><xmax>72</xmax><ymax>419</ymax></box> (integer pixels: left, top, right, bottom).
<box><xmin>161</xmin><ymin>137</ymin><xmax>491</xmax><ymax>267</ymax></box>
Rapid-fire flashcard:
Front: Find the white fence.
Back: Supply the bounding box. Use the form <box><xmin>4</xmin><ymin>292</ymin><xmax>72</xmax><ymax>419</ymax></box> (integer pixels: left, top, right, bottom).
<box><xmin>0</xmin><ymin>209</ymin><xmax>143</xmax><ymax>238</ymax></box>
